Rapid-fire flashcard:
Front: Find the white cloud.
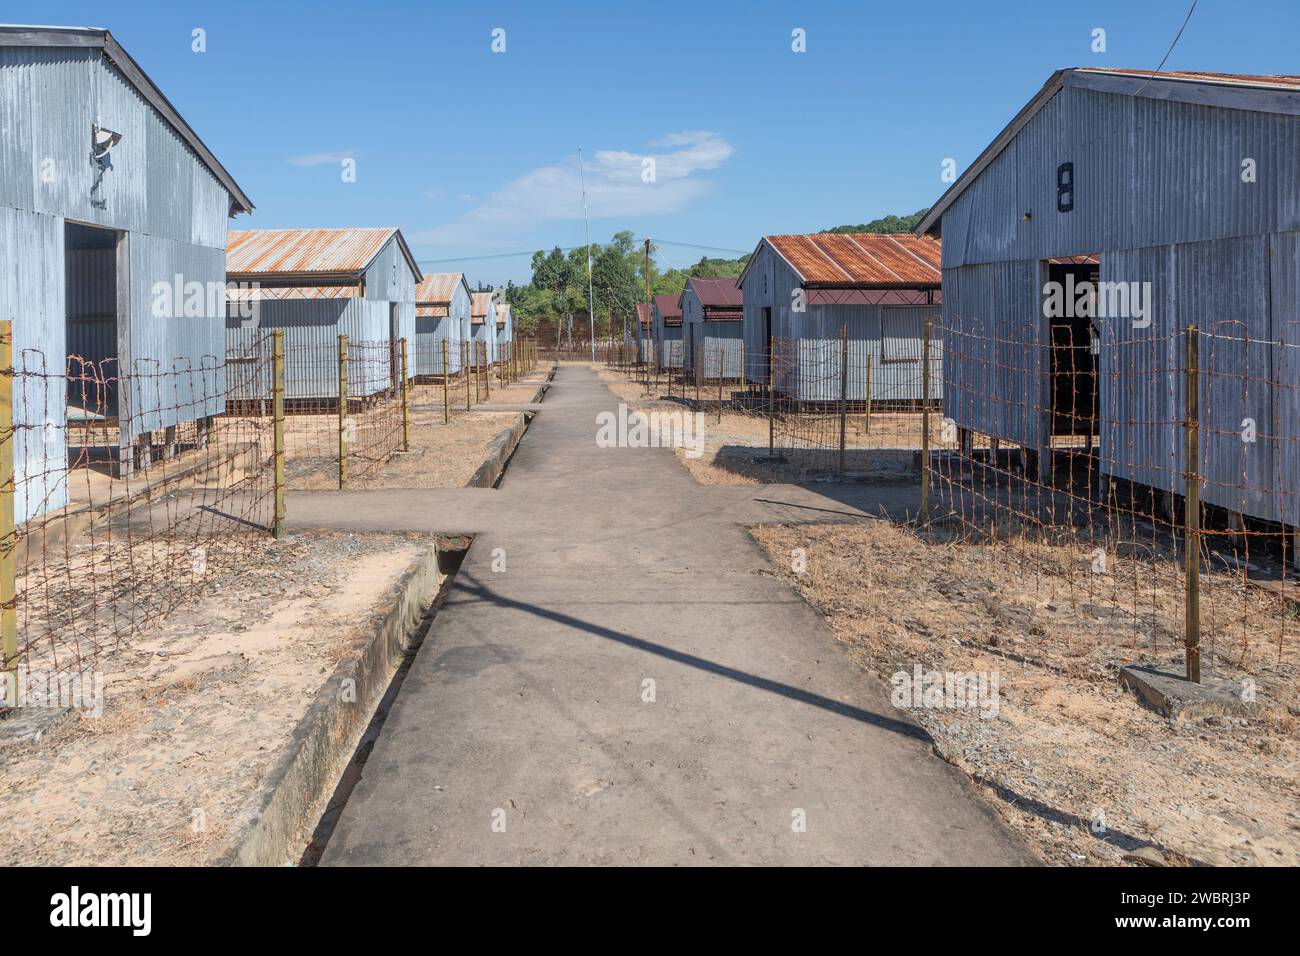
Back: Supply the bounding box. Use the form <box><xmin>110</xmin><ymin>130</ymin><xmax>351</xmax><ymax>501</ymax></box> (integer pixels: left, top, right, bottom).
<box><xmin>287</xmin><ymin>150</ymin><xmax>355</xmax><ymax>167</ymax></box>
<box><xmin>411</xmin><ymin>131</ymin><xmax>733</xmax><ymax>249</ymax></box>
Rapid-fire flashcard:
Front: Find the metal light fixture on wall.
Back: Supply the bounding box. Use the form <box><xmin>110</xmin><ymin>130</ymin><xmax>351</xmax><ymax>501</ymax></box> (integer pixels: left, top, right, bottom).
<box><xmin>92</xmin><ymin>124</ymin><xmax>123</xmax><ymax>170</ymax></box>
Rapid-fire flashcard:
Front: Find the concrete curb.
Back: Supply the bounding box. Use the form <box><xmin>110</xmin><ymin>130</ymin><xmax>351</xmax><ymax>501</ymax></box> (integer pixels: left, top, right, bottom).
<box><xmin>462</xmin><ymin>368</ymin><xmax>553</xmax><ymax>488</ymax></box>
<box><xmin>466</xmin><ymin>412</ymin><xmax>530</xmax><ymax>488</ymax></box>
<box><xmin>223</xmin><ymin>541</ymin><xmax>457</xmax><ymax>866</ymax></box>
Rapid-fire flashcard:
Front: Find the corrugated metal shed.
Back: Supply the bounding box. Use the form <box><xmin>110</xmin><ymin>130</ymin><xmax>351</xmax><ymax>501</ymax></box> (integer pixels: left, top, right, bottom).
<box><xmin>921</xmin><ymin>67</ymin><xmax>1300</xmax><ymax>525</ymax></box>
<box><xmin>737</xmin><ymin>234</ymin><xmax>942</xmax><ymax>400</ymax></box>
<box><xmin>1</xmin><ymin>26</ymin><xmax>250</xmax><ymax>519</ymax></box>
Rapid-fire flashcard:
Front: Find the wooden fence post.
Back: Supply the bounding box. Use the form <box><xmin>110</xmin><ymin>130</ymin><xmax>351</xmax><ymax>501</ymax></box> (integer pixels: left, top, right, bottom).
<box><xmin>337</xmin><ymin>334</ymin><xmax>348</xmax><ymax>490</ymax></box>
<box><xmin>0</xmin><ymin>321</ymin><xmax>17</xmax><ymax>707</ymax></box>
<box><xmin>442</xmin><ymin>339</ymin><xmax>450</xmax><ymax>425</ymax></box>
<box><xmin>919</xmin><ymin>318</ymin><xmax>931</xmax><ymax>526</ymax></box>
<box><xmin>1185</xmin><ymin>324</ymin><xmax>1202</xmax><ymax>683</ymax></box>
<box><xmin>272</xmin><ymin>329</ymin><xmax>285</xmax><ymax>538</ymax></box>
<box><xmin>483</xmin><ymin>341</ymin><xmax>490</xmax><ymax>400</ymax></box>
<box><xmin>464</xmin><ymin>340</ymin><xmax>471</xmax><ymax>410</ymax></box>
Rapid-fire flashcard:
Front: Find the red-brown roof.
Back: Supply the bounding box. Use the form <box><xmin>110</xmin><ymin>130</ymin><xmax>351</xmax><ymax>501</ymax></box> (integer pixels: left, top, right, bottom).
<box><xmin>1075</xmin><ymin>67</ymin><xmax>1300</xmax><ymax>90</ymax></box>
<box><xmin>635</xmin><ymin>303</ymin><xmax>653</xmax><ymax>326</ymax></box>
<box><xmin>686</xmin><ymin>277</ymin><xmax>743</xmax><ymax>307</ymax></box>
<box><xmin>416</xmin><ymin>272</ymin><xmax>464</xmax><ymax>304</ymax></box>
<box><xmin>470</xmin><ymin>291</ymin><xmax>493</xmax><ymax>324</ymax></box>
<box><xmin>764</xmin><ymin>233</ymin><xmax>941</xmax><ymax>286</ymax></box>
<box><xmin>652</xmin><ymin>293</ymin><xmax>682</xmax><ymax>319</ymax></box>
<box><xmin>227</xmin><ymin>227</ymin><xmax>421</xmax><ymax>282</ymax></box>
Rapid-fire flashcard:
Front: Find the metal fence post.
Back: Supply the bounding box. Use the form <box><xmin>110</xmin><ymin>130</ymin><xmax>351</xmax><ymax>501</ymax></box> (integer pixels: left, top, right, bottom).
<box><xmin>442</xmin><ymin>339</ymin><xmax>450</xmax><ymax>425</ymax></box>
<box><xmin>864</xmin><ymin>353</ymin><xmax>873</xmax><ymax>435</ymax></box>
<box><xmin>717</xmin><ymin>345</ymin><xmax>724</xmax><ymax>424</ymax></box>
<box><xmin>272</xmin><ymin>330</ymin><xmax>286</xmax><ymax>539</ymax></box>
<box><xmin>838</xmin><ymin>326</ymin><xmax>849</xmax><ymax>480</ymax></box>
<box><xmin>0</xmin><ymin>320</ymin><xmax>17</xmax><ymax>707</ymax></box>
<box><xmin>767</xmin><ymin>335</ymin><xmax>775</xmax><ymax>458</ymax></box>
<box><xmin>400</xmin><ymin>337</ymin><xmax>411</xmax><ymax>452</ymax></box>
<box><xmin>338</xmin><ymin>333</ymin><xmax>348</xmax><ymax>490</ymax></box>
<box><xmin>920</xmin><ymin>318</ymin><xmax>931</xmax><ymax>526</ymax></box>
<box><xmin>1185</xmin><ymin>324</ymin><xmax>1202</xmax><ymax>683</ymax></box>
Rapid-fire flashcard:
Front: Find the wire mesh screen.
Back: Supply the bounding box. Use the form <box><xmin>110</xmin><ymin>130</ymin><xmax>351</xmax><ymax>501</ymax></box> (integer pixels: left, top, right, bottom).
<box><xmin>226</xmin><ymin>336</ymin><xmax>404</xmax><ymax>488</ymax></box>
<box><xmin>6</xmin><ymin>338</ymin><xmax>276</xmax><ymax>684</ymax></box>
<box><xmin>638</xmin><ymin>332</ymin><xmax>939</xmax><ymax>480</ymax></box>
<box><xmin>927</xmin><ymin>316</ymin><xmax>1296</xmax><ymax>680</ymax></box>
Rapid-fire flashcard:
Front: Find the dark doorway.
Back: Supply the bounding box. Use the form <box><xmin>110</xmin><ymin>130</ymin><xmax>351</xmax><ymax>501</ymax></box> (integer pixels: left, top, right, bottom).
<box><xmin>64</xmin><ymin>221</ymin><xmax>123</xmax><ymax>420</ymax></box>
<box><xmin>1045</xmin><ymin>259</ymin><xmax>1099</xmax><ymax>439</ymax></box>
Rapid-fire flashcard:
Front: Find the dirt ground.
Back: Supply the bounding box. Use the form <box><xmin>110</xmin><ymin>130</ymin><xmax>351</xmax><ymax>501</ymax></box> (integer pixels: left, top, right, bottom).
<box><xmin>597</xmin><ymin>365</ymin><xmax>934</xmax><ymax>485</ymax></box>
<box><xmin>0</xmin><ymin>531</ymin><xmax>426</xmax><ymax>866</ymax></box>
<box><xmin>284</xmin><ymin>368</ymin><xmax>548</xmax><ymax>490</ymax></box>
<box><xmin>752</xmin><ymin>518</ymin><xmax>1300</xmax><ymax>867</ymax></box>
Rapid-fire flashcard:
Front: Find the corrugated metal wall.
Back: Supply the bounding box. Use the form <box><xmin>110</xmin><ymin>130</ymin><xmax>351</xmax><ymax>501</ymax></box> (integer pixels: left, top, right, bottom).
<box><xmin>0</xmin><ymin>206</ymin><xmax>67</xmax><ymax>522</ymax></box>
<box><xmin>939</xmin><ymin>81</ymin><xmax>1300</xmax><ymax>526</ymax></box>
<box><xmin>1</xmin><ymin>47</ymin><xmax>235</xmax><ymax>520</ymax></box>
<box><xmin>226</xmin><ymin>298</ymin><xmax>391</xmax><ymax>399</ymax></box>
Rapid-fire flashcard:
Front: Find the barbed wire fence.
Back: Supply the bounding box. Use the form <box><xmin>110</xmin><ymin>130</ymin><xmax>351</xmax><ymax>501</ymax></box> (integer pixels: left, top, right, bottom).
<box><xmin>925</xmin><ymin>316</ymin><xmax>1295</xmax><ymax>684</ymax></box>
<box><xmin>1</xmin><ymin>322</ymin><xmax>280</xmax><ymax>701</ymax></box>
<box><xmin>609</xmin><ymin>318</ymin><xmax>1294</xmax><ymax>684</ymax></box>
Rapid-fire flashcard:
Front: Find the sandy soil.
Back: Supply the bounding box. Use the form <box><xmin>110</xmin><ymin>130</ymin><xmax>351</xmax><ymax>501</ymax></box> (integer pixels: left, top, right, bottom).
<box><xmin>0</xmin><ymin>532</ymin><xmax>425</xmax><ymax>866</ymax></box>
<box><xmin>596</xmin><ymin>365</ymin><xmax>934</xmax><ymax>485</ymax></box>
<box><xmin>752</xmin><ymin>519</ymin><xmax>1300</xmax><ymax>866</ymax></box>
<box><xmin>284</xmin><ymin>369</ymin><xmax>548</xmax><ymax>490</ymax></box>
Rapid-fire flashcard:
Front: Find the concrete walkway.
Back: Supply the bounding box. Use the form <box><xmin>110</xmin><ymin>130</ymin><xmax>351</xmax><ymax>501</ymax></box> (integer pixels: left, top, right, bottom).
<box><xmin>299</xmin><ymin>364</ymin><xmax>1031</xmax><ymax>866</ymax></box>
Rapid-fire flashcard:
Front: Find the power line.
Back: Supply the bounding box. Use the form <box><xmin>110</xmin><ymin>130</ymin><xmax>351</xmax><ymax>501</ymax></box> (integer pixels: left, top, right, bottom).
<box><xmin>1132</xmin><ymin>0</ymin><xmax>1199</xmax><ymax>95</ymax></box>
<box><xmin>414</xmin><ymin>236</ymin><xmax>750</xmax><ymax>267</ymax></box>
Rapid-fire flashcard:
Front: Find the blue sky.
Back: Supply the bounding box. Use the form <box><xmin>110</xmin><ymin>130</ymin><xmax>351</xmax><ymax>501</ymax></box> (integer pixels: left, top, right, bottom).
<box><xmin>11</xmin><ymin>0</ymin><xmax>1300</xmax><ymax>283</ymax></box>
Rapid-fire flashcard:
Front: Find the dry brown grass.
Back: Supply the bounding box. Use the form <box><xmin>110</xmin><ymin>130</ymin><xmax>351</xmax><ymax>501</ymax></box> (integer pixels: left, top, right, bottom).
<box><xmin>753</xmin><ymin>518</ymin><xmax>1300</xmax><ymax>866</ymax></box>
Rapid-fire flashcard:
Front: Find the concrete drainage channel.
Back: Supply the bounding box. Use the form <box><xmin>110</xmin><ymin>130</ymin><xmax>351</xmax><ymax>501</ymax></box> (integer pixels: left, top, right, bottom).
<box><xmin>223</xmin><ymin>538</ymin><xmax>469</xmax><ymax>866</ymax></box>
<box><xmin>466</xmin><ymin>366</ymin><xmax>554</xmax><ymax>488</ymax></box>
<box><xmin>226</xmin><ymin>366</ymin><xmax>557</xmax><ymax>866</ymax></box>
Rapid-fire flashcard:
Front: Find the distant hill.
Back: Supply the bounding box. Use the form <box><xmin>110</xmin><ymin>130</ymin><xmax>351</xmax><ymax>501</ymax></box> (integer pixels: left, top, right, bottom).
<box><xmin>823</xmin><ymin>209</ymin><xmax>929</xmax><ymax>235</ymax></box>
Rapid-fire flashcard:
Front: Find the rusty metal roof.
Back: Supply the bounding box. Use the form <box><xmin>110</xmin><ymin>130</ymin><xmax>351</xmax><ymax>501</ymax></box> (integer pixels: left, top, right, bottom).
<box><xmin>415</xmin><ymin>272</ymin><xmax>464</xmax><ymax>304</ymax></box>
<box><xmin>635</xmin><ymin>303</ymin><xmax>653</xmax><ymax>326</ymax></box>
<box><xmin>1076</xmin><ymin>67</ymin><xmax>1300</xmax><ymax>90</ymax></box>
<box><xmin>227</xmin><ymin>228</ymin><xmax>421</xmax><ymax>282</ymax></box>
<box><xmin>761</xmin><ymin>233</ymin><xmax>942</xmax><ymax>287</ymax></box>
<box><xmin>496</xmin><ymin>304</ymin><xmax>512</xmax><ymax>325</ymax></box>
<box><xmin>416</xmin><ymin>304</ymin><xmax>450</xmax><ymax>317</ymax></box>
<box><xmin>652</xmin><ymin>293</ymin><xmax>682</xmax><ymax>319</ymax></box>
<box><xmin>470</xmin><ymin>292</ymin><xmax>493</xmax><ymax>323</ymax></box>
<box><xmin>686</xmin><ymin>277</ymin><xmax>743</xmax><ymax>307</ymax></box>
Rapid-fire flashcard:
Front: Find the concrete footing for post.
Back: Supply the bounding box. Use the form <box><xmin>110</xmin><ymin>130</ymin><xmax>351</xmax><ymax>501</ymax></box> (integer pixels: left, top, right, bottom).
<box><xmin>1119</xmin><ymin>661</ymin><xmax>1255</xmax><ymax>720</ymax></box>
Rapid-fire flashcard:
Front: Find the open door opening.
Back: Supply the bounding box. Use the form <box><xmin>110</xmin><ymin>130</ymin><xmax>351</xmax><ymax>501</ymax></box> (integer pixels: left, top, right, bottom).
<box><xmin>64</xmin><ymin>221</ymin><xmax>125</xmax><ymax>469</ymax></box>
<box><xmin>1046</xmin><ymin>259</ymin><xmax>1100</xmax><ymax>444</ymax></box>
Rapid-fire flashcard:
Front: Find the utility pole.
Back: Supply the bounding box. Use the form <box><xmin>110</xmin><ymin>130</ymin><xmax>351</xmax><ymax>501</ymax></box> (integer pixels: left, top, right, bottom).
<box><xmin>644</xmin><ymin>237</ymin><xmax>652</xmax><ymax>369</ymax></box>
<box><xmin>579</xmin><ymin>147</ymin><xmax>596</xmax><ymax>362</ymax></box>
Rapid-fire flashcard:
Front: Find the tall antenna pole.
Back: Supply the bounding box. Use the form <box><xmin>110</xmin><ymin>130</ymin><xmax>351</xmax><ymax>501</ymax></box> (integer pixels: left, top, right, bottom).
<box><xmin>578</xmin><ymin>147</ymin><xmax>596</xmax><ymax>362</ymax></box>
